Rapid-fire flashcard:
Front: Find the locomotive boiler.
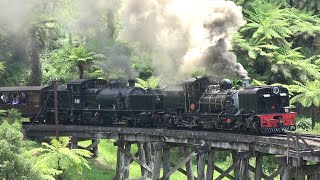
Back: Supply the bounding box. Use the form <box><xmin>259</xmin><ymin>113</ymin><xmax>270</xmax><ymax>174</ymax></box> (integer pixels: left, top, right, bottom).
<box><xmin>198</xmin><ymin>79</ymin><xmax>239</xmax><ymax>114</ymax></box>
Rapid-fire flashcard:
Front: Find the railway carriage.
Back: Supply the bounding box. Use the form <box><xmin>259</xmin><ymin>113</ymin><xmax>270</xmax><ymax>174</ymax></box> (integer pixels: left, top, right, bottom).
<box><xmin>0</xmin><ymin>86</ymin><xmax>48</xmax><ymax>118</ymax></box>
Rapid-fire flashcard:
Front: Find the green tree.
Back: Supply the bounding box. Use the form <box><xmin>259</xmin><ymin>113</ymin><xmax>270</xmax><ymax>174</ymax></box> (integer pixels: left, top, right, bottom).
<box><xmin>233</xmin><ymin>0</ymin><xmax>320</xmax><ymax>84</ymax></box>
<box><xmin>285</xmin><ymin>0</ymin><xmax>320</xmax><ymax>12</ymax></box>
<box><xmin>131</xmin><ymin>50</ymin><xmax>154</xmax><ymax>79</ymax></box>
<box><xmin>42</xmin><ymin>37</ymin><xmax>105</xmax><ymax>83</ymax></box>
<box><xmin>288</xmin><ymin>80</ymin><xmax>320</xmax><ymax>128</ymax></box>
<box><xmin>31</xmin><ymin>139</ymin><xmax>92</xmax><ymax>179</ymax></box>
<box><xmin>0</xmin><ymin>62</ymin><xmax>4</xmax><ymax>71</ymax></box>
<box><xmin>0</xmin><ymin>111</ymin><xmax>42</xmax><ymax>180</ymax></box>
<box><xmin>136</xmin><ymin>76</ymin><xmax>160</xmax><ymax>90</ymax></box>
<box><xmin>68</xmin><ymin>45</ymin><xmax>103</xmax><ymax>79</ymax></box>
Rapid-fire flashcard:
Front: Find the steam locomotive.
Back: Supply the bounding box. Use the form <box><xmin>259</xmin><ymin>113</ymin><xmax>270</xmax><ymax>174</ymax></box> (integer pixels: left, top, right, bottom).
<box><xmin>0</xmin><ymin>77</ymin><xmax>296</xmax><ymax>134</ymax></box>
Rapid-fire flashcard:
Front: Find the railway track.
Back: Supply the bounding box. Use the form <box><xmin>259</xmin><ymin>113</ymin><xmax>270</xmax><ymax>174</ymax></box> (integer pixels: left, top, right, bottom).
<box><xmin>22</xmin><ymin>122</ymin><xmax>320</xmax><ymax>149</ymax></box>
<box><xmin>23</xmin><ymin>121</ymin><xmax>320</xmax><ymax>143</ymax></box>
<box><xmin>272</xmin><ymin>132</ymin><xmax>320</xmax><ymax>147</ymax></box>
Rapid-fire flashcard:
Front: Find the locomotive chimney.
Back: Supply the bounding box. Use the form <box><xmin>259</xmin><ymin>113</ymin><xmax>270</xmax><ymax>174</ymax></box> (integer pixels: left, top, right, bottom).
<box><xmin>242</xmin><ymin>77</ymin><xmax>250</xmax><ymax>88</ymax></box>
<box><xmin>110</xmin><ymin>80</ymin><xmax>121</xmax><ymax>89</ymax></box>
<box><xmin>128</xmin><ymin>79</ymin><xmax>135</xmax><ymax>87</ymax></box>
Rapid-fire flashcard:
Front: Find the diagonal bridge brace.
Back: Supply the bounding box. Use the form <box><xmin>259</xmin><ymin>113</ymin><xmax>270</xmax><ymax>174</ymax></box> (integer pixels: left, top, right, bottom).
<box><xmin>160</xmin><ymin>151</ymin><xmax>197</xmax><ymax>180</ymax></box>
<box><xmin>119</xmin><ymin>147</ymin><xmax>153</xmax><ymax>173</ymax></box>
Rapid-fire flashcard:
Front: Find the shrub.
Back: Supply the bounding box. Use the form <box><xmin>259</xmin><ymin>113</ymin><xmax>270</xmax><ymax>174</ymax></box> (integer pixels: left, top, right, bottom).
<box><xmin>296</xmin><ymin>116</ymin><xmax>312</xmax><ymax>131</ymax></box>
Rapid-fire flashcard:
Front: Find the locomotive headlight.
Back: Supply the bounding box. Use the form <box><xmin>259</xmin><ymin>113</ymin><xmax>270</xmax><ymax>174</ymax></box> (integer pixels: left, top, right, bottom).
<box><xmin>272</xmin><ymin>87</ymin><xmax>280</xmax><ymax>94</ymax></box>
<box><xmin>283</xmin><ymin>106</ymin><xmax>290</xmax><ymax>113</ymax></box>
<box><xmin>280</xmin><ymin>93</ymin><xmax>287</xmax><ymax>96</ymax></box>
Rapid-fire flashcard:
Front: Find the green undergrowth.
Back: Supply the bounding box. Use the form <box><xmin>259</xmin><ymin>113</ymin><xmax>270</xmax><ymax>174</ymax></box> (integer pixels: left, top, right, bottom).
<box><xmin>308</xmin><ymin>123</ymin><xmax>320</xmax><ymax>134</ymax></box>
<box><xmin>295</xmin><ymin>115</ymin><xmax>320</xmax><ymax>134</ymax></box>
<box><xmin>73</xmin><ymin>140</ymin><xmax>234</xmax><ymax>179</ymax></box>
<box><xmin>72</xmin><ymin>140</ymin><xmax>280</xmax><ymax>180</ymax></box>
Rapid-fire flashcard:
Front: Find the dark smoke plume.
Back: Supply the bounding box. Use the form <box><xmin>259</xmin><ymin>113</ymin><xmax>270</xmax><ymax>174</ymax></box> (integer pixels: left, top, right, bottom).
<box><xmin>0</xmin><ymin>0</ymin><xmax>247</xmax><ymax>82</ymax></box>
<box><xmin>119</xmin><ymin>0</ymin><xmax>247</xmax><ymax>81</ymax></box>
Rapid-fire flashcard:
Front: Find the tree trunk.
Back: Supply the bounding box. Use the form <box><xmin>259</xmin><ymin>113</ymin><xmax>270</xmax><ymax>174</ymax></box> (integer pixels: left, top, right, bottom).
<box><xmin>29</xmin><ymin>27</ymin><xmax>42</xmax><ymax>85</ymax></box>
<box><xmin>107</xmin><ymin>11</ymin><xmax>115</xmax><ymax>38</ymax></box>
<box><xmin>78</xmin><ymin>63</ymin><xmax>84</xmax><ymax>79</ymax></box>
<box><xmin>29</xmin><ymin>47</ymin><xmax>42</xmax><ymax>85</ymax></box>
<box><xmin>312</xmin><ymin>106</ymin><xmax>317</xmax><ymax>129</ymax></box>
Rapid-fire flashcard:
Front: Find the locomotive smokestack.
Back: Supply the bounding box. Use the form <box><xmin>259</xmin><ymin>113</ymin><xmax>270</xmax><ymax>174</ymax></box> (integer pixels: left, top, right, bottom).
<box><xmin>242</xmin><ymin>77</ymin><xmax>251</xmax><ymax>88</ymax></box>
<box><xmin>110</xmin><ymin>80</ymin><xmax>121</xmax><ymax>89</ymax></box>
<box><xmin>128</xmin><ymin>79</ymin><xmax>135</xmax><ymax>87</ymax></box>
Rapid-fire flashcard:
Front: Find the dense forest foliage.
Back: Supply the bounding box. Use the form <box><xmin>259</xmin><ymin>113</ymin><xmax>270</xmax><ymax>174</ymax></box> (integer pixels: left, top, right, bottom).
<box><xmin>0</xmin><ymin>0</ymin><xmax>319</xmax><ymax>179</ymax></box>
<box><xmin>0</xmin><ymin>110</ymin><xmax>92</xmax><ymax>179</ymax></box>
<box><xmin>0</xmin><ymin>0</ymin><xmax>317</xmax><ymax>84</ymax></box>
<box><xmin>0</xmin><ymin>0</ymin><xmax>318</xmax><ymax>102</ymax></box>
<box><xmin>0</xmin><ymin>0</ymin><xmax>318</xmax><ymax>85</ymax></box>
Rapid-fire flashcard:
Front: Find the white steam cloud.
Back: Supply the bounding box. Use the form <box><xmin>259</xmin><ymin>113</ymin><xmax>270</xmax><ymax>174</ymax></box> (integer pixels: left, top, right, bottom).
<box><xmin>119</xmin><ymin>0</ymin><xmax>247</xmax><ymax>81</ymax></box>
<box><xmin>0</xmin><ymin>0</ymin><xmax>247</xmax><ymax>82</ymax></box>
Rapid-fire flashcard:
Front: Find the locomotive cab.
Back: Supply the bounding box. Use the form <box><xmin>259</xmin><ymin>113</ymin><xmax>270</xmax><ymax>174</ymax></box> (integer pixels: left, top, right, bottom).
<box><xmin>67</xmin><ymin>79</ymin><xmax>108</xmax><ymax>109</ymax></box>
<box><xmin>63</xmin><ymin>79</ymin><xmax>109</xmax><ymax>124</ymax></box>
<box><xmin>183</xmin><ymin>77</ymin><xmax>211</xmax><ymax>112</ymax></box>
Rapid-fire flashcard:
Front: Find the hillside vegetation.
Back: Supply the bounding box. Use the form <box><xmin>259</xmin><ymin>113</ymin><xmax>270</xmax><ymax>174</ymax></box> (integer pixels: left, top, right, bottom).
<box><xmin>0</xmin><ymin>0</ymin><xmax>319</xmax><ymax>179</ymax></box>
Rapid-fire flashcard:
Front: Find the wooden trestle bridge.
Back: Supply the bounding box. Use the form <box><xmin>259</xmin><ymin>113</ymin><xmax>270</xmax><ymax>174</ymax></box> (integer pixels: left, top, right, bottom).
<box><xmin>23</xmin><ymin>125</ymin><xmax>320</xmax><ymax>180</ymax></box>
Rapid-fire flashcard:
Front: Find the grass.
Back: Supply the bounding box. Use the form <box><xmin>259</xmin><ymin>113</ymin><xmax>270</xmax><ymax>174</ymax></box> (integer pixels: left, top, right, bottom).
<box><xmin>75</xmin><ymin>140</ymin><xmax>236</xmax><ymax>180</ymax></box>
<box><xmin>309</xmin><ymin>123</ymin><xmax>320</xmax><ymax>134</ymax></box>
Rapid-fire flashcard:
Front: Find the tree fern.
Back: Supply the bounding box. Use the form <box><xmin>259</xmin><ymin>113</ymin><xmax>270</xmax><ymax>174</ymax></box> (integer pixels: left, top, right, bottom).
<box><xmin>136</xmin><ymin>76</ymin><xmax>160</xmax><ymax>90</ymax></box>
<box><xmin>234</xmin><ymin>0</ymin><xmax>320</xmax><ymax>84</ymax></box>
<box><xmin>68</xmin><ymin>45</ymin><xmax>105</xmax><ymax>79</ymax></box>
<box><xmin>31</xmin><ymin>139</ymin><xmax>92</xmax><ymax>179</ymax></box>
<box><xmin>288</xmin><ymin>80</ymin><xmax>320</xmax><ymax>107</ymax></box>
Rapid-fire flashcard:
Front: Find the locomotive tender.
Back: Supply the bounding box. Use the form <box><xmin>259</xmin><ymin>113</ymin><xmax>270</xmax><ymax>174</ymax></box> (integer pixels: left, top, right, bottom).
<box><xmin>0</xmin><ymin>77</ymin><xmax>296</xmax><ymax>134</ymax></box>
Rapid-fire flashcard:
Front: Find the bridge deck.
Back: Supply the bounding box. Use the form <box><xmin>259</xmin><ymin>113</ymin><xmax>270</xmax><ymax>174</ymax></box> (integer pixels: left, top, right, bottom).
<box><xmin>23</xmin><ymin>124</ymin><xmax>320</xmax><ymax>162</ymax></box>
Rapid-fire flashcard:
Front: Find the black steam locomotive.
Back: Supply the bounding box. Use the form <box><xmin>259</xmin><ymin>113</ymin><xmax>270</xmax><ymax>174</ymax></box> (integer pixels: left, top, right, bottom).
<box><xmin>0</xmin><ymin>77</ymin><xmax>296</xmax><ymax>134</ymax></box>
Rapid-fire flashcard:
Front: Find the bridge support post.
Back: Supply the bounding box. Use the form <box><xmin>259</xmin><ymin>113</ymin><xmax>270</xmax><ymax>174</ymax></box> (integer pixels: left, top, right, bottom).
<box><xmin>281</xmin><ymin>164</ymin><xmax>292</xmax><ymax>180</ymax></box>
<box><xmin>206</xmin><ymin>148</ymin><xmax>215</xmax><ymax>180</ymax></box>
<box><xmin>232</xmin><ymin>151</ymin><xmax>240</xmax><ymax>179</ymax></box>
<box><xmin>294</xmin><ymin>166</ymin><xmax>306</xmax><ymax>180</ymax></box>
<box><xmin>145</xmin><ymin>142</ymin><xmax>154</xmax><ymax>178</ymax></box>
<box><xmin>232</xmin><ymin>151</ymin><xmax>252</xmax><ymax>180</ymax></box>
<box><xmin>123</xmin><ymin>143</ymin><xmax>131</xmax><ymax>180</ymax></box>
<box><xmin>152</xmin><ymin>143</ymin><xmax>163</xmax><ymax>180</ymax></box>
<box><xmin>184</xmin><ymin>146</ymin><xmax>194</xmax><ymax>180</ymax></box>
<box><xmin>70</xmin><ymin>135</ymin><xmax>78</xmax><ymax>149</ymax></box>
<box><xmin>114</xmin><ymin>140</ymin><xmax>124</xmax><ymax>180</ymax></box>
<box><xmin>138</xmin><ymin>142</ymin><xmax>147</xmax><ymax>179</ymax></box>
<box><xmin>255</xmin><ymin>153</ymin><xmax>263</xmax><ymax>180</ymax></box>
<box><xmin>239</xmin><ymin>158</ymin><xmax>249</xmax><ymax>179</ymax></box>
<box><xmin>163</xmin><ymin>145</ymin><xmax>170</xmax><ymax>180</ymax></box>
<box><xmin>91</xmin><ymin>139</ymin><xmax>99</xmax><ymax>157</ymax></box>
<box><xmin>276</xmin><ymin>156</ymin><xmax>292</xmax><ymax>180</ymax></box>
<box><xmin>197</xmin><ymin>148</ymin><xmax>206</xmax><ymax>180</ymax></box>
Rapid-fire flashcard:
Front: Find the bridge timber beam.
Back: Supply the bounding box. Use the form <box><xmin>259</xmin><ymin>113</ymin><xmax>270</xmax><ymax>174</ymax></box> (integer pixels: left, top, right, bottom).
<box><xmin>23</xmin><ymin>124</ymin><xmax>320</xmax><ymax>179</ymax></box>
